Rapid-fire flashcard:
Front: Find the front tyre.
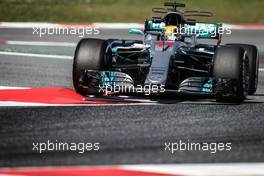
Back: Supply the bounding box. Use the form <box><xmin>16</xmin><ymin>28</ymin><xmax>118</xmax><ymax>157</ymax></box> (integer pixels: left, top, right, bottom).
<box><xmin>227</xmin><ymin>44</ymin><xmax>259</xmax><ymax>95</ymax></box>
<box><xmin>213</xmin><ymin>46</ymin><xmax>249</xmax><ymax>103</ymax></box>
<box><xmin>73</xmin><ymin>38</ymin><xmax>109</xmax><ymax>96</ymax></box>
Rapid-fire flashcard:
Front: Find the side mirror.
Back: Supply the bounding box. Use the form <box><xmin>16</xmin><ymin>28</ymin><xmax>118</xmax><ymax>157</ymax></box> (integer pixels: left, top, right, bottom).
<box><xmin>129</xmin><ymin>28</ymin><xmax>144</xmax><ymax>35</ymax></box>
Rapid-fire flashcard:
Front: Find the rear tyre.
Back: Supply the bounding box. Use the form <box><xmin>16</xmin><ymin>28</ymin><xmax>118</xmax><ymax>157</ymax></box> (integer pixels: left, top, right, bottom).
<box><xmin>227</xmin><ymin>44</ymin><xmax>259</xmax><ymax>95</ymax></box>
<box><xmin>73</xmin><ymin>38</ymin><xmax>109</xmax><ymax>96</ymax></box>
<box><xmin>213</xmin><ymin>46</ymin><xmax>249</xmax><ymax>103</ymax></box>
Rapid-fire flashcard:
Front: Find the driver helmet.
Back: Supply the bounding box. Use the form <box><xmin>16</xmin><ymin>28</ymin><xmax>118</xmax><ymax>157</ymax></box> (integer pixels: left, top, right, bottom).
<box><xmin>165</xmin><ymin>25</ymin><xmax>179</xmax><ymax>40</ymax></box>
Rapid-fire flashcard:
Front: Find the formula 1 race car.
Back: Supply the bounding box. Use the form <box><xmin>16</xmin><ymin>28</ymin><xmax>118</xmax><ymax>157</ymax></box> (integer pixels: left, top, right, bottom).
<box><xmin>72</xmin><ymin>1</ymin><xmax>259</xmax><ymax>103</ymax></box>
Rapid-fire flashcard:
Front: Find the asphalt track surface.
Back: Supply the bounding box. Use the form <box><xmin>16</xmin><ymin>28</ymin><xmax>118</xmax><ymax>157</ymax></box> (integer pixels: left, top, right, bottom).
<box><xmin>0</xmin><ymin>28</ymin><xmax>264</xmax><ymax>167</ymax></box>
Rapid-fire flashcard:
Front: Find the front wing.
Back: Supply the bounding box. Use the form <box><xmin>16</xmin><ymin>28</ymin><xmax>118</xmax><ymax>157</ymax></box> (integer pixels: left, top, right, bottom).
<box><xmin>80</xmin><ymin>70</ymin><xmax>217</xmax><ymax>97</ymax></box>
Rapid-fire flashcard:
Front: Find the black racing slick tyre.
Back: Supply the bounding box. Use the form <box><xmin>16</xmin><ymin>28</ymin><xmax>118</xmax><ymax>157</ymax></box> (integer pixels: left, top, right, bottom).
<box><xmin>213</xmin><ymin>46</ymin><xmax>249</xmax><ymax>103</ymax></box>
<box><xmin>227</xmin><ymin>44</ymin><xmax>259</xmax><ymax>95</ymax></box>
<box><xmin>73</xmin><ymin>38</ymin><xmax>109</xmax><ymax>96</ymax></box>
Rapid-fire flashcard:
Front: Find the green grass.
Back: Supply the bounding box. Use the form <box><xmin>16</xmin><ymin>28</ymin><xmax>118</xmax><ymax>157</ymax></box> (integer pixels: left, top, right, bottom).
<box><xmin>0</xmin><ymin>0</ymin><xmax>263</xmax><ymax>24</ymax></box>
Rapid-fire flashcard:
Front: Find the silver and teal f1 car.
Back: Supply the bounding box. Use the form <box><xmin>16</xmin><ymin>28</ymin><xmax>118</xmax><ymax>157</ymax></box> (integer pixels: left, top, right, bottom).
<box><xmin>73</xmin><ymin>1</ymin><xmax>259</xmax><ymax>103</ymax></box>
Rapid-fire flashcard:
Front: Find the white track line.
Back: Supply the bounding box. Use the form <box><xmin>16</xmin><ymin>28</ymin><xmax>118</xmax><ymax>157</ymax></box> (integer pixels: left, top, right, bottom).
<box><xmin>0</xmin><ymin>51</ymin><xmax>72</xmax><ymax>59</ymax></box>
<box><xmin>122</xmin><ymin>163</ymin><xmax>264</xmax><ymax>176</ymax></box>
<box><xmin>0</xmin><ymin>101</ymin><xmax>51</xmax><ymax>107</ymax></box>
<box><xmin>1</xmin><ymin>163</ymin><xmax>264</xmax><ymax>176</ymax></box>
<box><xmin>0</xmin><ymin>22</ymin><xmax>61</xmax><ymax>28</ymax></box>
<box><xmin>0</xmin><ymin>86</ymin><xmax>29</xmax><ymax>90</ymax></box>
<box><xmin>1</xmin><ymin>22</ymin><xmax>264</xmax><ymax>30</ymax></box>
<box><xmin>0</xmin><ymin>22</ymin><xmax>143</xmax><ymax>29</ymax></box>
<box><xmin>6</xmin><ymin>41</ymin><xmax>76</xmax><ymax>47</ymax></box>
<box><xmin>0</xmin><ymin>101</ymin><xmax>158</xmax><ymax>107</ymax></box>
